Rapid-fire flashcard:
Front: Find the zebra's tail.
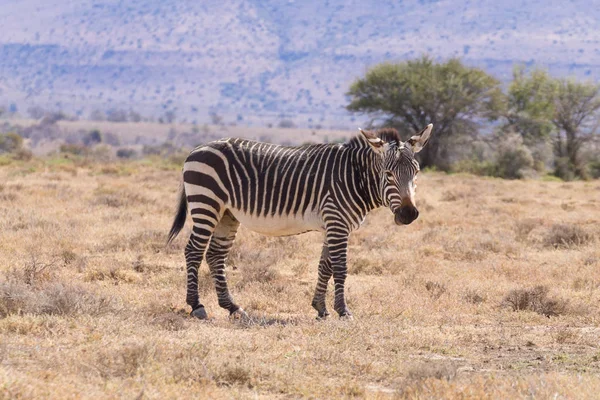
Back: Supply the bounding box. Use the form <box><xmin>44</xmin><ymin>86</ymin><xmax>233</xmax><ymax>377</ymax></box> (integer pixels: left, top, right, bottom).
<box><xmin>167</xmin><ymin>183</ymin><xmax>187</xmax><ymax>245</ymax></box>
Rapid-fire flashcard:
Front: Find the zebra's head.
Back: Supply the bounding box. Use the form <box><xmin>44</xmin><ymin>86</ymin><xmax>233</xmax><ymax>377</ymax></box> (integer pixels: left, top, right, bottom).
<box><xmin>360</xmin><ymin>124</ymin><xmax>433</xmax><ymax>225</ymax></box>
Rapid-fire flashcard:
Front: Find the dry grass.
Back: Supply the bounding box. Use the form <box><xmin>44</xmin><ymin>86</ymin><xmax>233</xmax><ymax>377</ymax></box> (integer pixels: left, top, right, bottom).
<box><xmin>502</xmin><ymin>285</ymin><xmax>570</xmax><ymax>317</ymax></box>
<box><xmin>1</xmin><ymin>162</ymin><xmax>600</xmax><ymax>398</ymax></box>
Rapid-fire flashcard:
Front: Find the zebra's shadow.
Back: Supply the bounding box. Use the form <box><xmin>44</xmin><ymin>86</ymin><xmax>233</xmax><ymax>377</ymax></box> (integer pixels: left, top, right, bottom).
<box><xmin>230</xmin><ymin>312</ymin><xmax>300</xmax><ymax>328</ymax></box>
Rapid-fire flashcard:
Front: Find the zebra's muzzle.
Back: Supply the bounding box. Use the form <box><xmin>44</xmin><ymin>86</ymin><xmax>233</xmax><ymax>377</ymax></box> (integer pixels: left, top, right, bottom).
<box><xmin>394</xmin><ymin>206</ymin><xmax>419</xmax><ymax>225</ymax></box>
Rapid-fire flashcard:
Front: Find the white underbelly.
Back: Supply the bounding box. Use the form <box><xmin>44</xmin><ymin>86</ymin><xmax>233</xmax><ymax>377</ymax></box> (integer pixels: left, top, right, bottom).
<box><xmin>228</xmin><ymin>209</ymin><xmax>324</xmax><ymax>236</ymax></box>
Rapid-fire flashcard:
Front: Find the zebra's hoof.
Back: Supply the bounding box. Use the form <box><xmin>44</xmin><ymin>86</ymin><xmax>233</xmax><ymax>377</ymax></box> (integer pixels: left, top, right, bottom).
<box><xmin>339</xmin><ymin>313</ymin><xmax>354</xmax><ymax>321</ymax></box>
<box><xmin>190</xmin><ymin>306</ymin><xmax>208</xmax><ymax>320</ymax></box>
<box><xmin>230</xmin><ymin>308</ymin><xmax>249</xmax><ymax>321</ymax></box>
<box><xmin>316</xmin><ymin>311</ymin><xmax>330</xmax><ymax>320</ymax></box>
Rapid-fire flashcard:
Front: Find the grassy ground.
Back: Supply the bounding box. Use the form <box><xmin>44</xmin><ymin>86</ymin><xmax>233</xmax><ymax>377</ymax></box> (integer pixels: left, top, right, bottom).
<box><xmin>1</xmin><ymin>158</ymin><xmax>599</xmax><ymax>399</ymax></box>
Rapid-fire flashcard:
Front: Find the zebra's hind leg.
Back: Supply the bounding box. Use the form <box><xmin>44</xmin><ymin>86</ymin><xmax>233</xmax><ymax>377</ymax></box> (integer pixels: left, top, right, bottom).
<box><xmin>311</xmin><ymin>242</ymin><xmax>332</xmax><ymax>319</ymax></box>
<box><xmin>185</xmin><ymin>229</ymin><xmax>214</xmax><ymax>320</ymax></box>
<box><xmin>205</xmin><ymin>211</ymin><xmax>246</xmax><ymax>319</ymax></box>
<box><xmin>185</xmin><ymin>198</ymin><xmax>223</xmax><ymax>319</ymax></box>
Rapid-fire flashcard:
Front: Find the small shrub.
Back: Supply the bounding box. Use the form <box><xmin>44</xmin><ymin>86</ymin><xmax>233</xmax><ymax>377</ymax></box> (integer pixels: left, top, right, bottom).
<box><xmin>150</xmin><ymin>312</ymin><xmax>188</xmax><ymax>331</ymax></box>
<box><xmin>544</xmin><ymin>224</ymin><xmax>594</xmax><ymax>248</ymax></box>
<box><xmin>553</xmin><ymin>328</ymin><xmax>581</xmax><ymax>344</ymax></box>
<box><xmin>142</xmin><ymin>142</ymin><xmax>178</xmax><ymax>156</ymax></box>
<box><xmin>216</xmin><ymin>364</ymin><xmax>253</xmax><ymax>387</ymax></box>
<box><xmin>84</xmin><ymin>265</ymin><xmax>139</xmax><ymax>284</ymax></box>
<box><xmin>60</xmin><ymin>143</ymin><xmax>89</xmax><ymax>156</ymax></box>
<box><xmin>425</xmin><ymin>281</ymin><xmax>447</xmax><ymax>300</ymax></box>
<box><xmin>503</xmin><ymin>285</ymin><xmax>569</xmax><ymax>317</ymax></box>
<box><xmin>349</xmin><ymin>255</ymin><xmax>385</xmax><ymax>275</ymax></box>
<box><xmin>0</xmin><ymin>132</ymin><xmax>23</xmax><ymax>154</ymax></box>
<box><xmin>450</xmin><ymin>159</ymin><xmax>497</xmax><ymax>177</ymax></box>
<box><xmin>440</xmin><ymin>190</ymin><xmax>469</xmax><ymax>202</ymax></box>
<box><xmin>116</xmin><ymin>148</ymin><xmax>137</xmax><ymax>159</ymax></box>
<box><xmin>589</xmin><ymin>160</ymin><xmax>600</xmax><ymax>179</ymax></box>
<box><xmin>406</xmin><ymin>362</ymin><xmax>457</xmax><ymax>381</ymax></box>
<box><xmin>60</xmin><ymin>249</ymin><xmax>78</xmax><ymax>266</ymax></box>
<box><xmin>7</xmin><ymin>255</ymin><xmax>57</xmax><ymax>285</ymax></box>
<box><xmin>11</xmin><ymin>148</ymin><xmax>33</xmax><ymax>161</ymax></box>
<box><xmin>494</xmin><ymin>133</ymin><xmax>535</xmax><ymax>179</ymax></box>
<box><xmin>514</xmin><ymin>218</ymin><xmax>542</xmax><ymax>240</ymax></box>
<box><xmin>94</xmin><ymin>343</ymin><xmax>151</xmax><ymax>378</ymax></box>
<box><xmin>554</xmin><ymin>157</ymin><xmax>576</xmax><ymax>181</ymax></box>
<box><xmin>0</xmin><ymin>281</ymin><xmax>116</xmax><ymax>317</ymax></box>
<box><xmin>464</xmin><ymin>289</ymin><xmax>486</xmax><ymax>304</ymax></box>
<box><xmin>82</xmin><ymin>129</ymin><xmax>102</xmax><ymax>146</ymax></box>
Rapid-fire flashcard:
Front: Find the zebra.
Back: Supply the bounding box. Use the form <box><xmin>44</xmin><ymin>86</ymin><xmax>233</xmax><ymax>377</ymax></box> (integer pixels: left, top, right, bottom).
<box><xmin>167</xmin><ymin>124</ymin><xmax>433</xmax><ymax>320</ymax></box>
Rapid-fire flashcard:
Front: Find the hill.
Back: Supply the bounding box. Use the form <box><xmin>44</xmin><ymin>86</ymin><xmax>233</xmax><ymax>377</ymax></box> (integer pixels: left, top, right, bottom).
<box><xmin>1</xmin><ymin>0</ymin><xmax>599</xmax><ymax>126</ymax></box>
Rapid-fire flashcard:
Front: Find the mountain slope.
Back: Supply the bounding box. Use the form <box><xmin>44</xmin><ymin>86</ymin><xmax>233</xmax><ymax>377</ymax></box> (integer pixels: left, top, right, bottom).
<box><xmin>1</xmin><ymin>0</ymin><xmax>599</xmax><ymax>126</ymax></box>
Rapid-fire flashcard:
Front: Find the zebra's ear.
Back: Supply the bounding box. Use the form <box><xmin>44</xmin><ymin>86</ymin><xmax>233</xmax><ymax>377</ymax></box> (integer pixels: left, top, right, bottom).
<box><xmin>407</xmin><ymin>124</ymin><xmax>433</xmax><ymax>153</ymax></box>
<box><xmin>358</xmin><ymin>128</ymin><xmax>384</xmax><ymax>151</ymax></box>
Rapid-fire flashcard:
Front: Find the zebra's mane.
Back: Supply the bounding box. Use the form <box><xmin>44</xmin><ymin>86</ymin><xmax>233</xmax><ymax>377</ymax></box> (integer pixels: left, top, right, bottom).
<box><xmin>348</xmin><ymin>127</ymin><xmax>403</xmax><ymax>148</ymax></box>
<box><xmin>374</xmin><ymin>128</ymin><xmax>403</xmax><ymax>146</ymax></box>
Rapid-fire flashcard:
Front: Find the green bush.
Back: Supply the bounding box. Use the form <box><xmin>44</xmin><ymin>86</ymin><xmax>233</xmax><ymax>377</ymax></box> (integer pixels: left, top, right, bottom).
<box><xmin>494</xmin><ymin>133</ymin><xmax>534</xmax><ymax>179</ymax></box>
<box><xmin>554</xmin><ymin>157</ymin><xmax>576</xmax><ymax>181</ymax></box>
<box><xmin>450</xmin><ymin>159</ymin><xmax>497</xmax><ymax>176</ymax></box>
<box><xmin>588</xmin><ymin>160</ymin><xmax>600</xmax><ymax>179</ymax></box>
<box><xmin>116</xmin><ymin>148</ymin><xmax>137</xmax><ymax>159</ymax></box>
<box><xmin>83</xmin><ymin>129</ymin><xmax>103</xmax><ymax>146</ymax></box>
<box><xmin>60</xmin><ymin>143</ymin><xmax>89</xmax><ymax>156</ymax></box>
<box><xmin>0</xmin><ymin>132</ymin><xmax>24</xmax><ymax>154</ymax></box>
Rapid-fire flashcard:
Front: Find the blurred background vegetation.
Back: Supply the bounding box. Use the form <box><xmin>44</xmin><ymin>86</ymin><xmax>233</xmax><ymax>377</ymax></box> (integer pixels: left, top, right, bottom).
<box><xmin>347</xmin><ymin>57</ymin><xmax>600</xmax><ymax>181</ymax></box>
<box><xmin>1</xmin><ymin>56</ymin><xmax>600</xmax><ymax>181</ymax></box>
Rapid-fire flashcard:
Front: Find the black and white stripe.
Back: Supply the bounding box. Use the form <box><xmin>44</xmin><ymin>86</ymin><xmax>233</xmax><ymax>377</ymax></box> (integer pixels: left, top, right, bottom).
<box><xmin>167</xmin><ymin>124</ymin><xmax>432</xmax><ymax>319</ymax></box>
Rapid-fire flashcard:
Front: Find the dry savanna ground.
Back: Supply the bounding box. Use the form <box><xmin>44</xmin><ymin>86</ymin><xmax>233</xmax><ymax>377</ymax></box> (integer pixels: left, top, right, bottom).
<box><xmin>1</xmin><ymin>157</ymin><xmax>599</xmax><ymax>399</ymax></box>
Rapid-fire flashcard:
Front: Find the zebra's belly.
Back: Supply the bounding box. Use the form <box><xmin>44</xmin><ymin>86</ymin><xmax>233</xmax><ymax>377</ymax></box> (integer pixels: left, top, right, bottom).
<box><xmin>228</xmin><ymin>209</ymin><xmax>324</xmax><ymax>236</ymax></box>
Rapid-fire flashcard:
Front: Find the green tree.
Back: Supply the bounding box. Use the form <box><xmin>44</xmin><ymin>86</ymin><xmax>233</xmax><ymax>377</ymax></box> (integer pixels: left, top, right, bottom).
<box><xmin>505</xmin><ymin>66</ymin><xmax>556</xmax><ymax>144</ymax></box>
<box><xmin>552</xmin><ymin>79</ymin><xmax>600</xmax><ymax>180</ymax></box>
<box><xmin>505</xmin><ymin>67</ymin><xmax>600</xmax><ymax>179</ymax></box>
<box><xmin>346</xmin><ymin>56</ymin><xmax>505</xmax><ymax>169</ymax></box>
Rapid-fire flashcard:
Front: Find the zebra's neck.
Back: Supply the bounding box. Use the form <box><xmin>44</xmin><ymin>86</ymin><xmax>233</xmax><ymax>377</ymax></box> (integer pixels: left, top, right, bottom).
<box><xmin>345</xmin><ymin>136</ymin><xmax>385</xmax><ymax>213</ymax></box>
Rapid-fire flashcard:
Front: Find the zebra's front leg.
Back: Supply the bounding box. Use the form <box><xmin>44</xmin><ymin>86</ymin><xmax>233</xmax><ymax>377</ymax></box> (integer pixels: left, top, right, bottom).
<box><xmin>327</xmin><ymin>229</ymin><xmax>352</xmax><ymax>318</ymax></box>
<box><xmin>205</xmin><ymin>212</ymin><xmax>247</xmax><ymax>319</ymax></box>
<box><xmin>311</xmin><ymin>242</ymin><xmax>332</xmax><ymax>319</ymax></box>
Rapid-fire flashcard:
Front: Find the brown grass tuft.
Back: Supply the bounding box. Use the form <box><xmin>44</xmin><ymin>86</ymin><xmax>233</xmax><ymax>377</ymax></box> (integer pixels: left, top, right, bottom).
<box><xmin>150</xmin><ymin>312</ymin><xmax>188</xmax><ymax>331</ymax></box>
<box><xmin>441</xmin><ymin>190</ymin><xmax>469</xmax><ymax>202</ymax></box>
<box><xmin>216</xmin><ymin>364</ymin><xmax>253</xmax><ymax>388</ymax></box>
<box><xmin>92</xmin><ymin>343</ymin><xmax>152</xmax><ymax>378</ymax></box>
<box><xmin>237</xmin><ymin>263</ymin><xmax>280</xmax><ymax>289</ymax></box>
<box><xmin>514</xmin><ymin>218</ymin><xmax>543</xmax><ymax>240</ymax></box>
<box><xmin>464</xmin><ymin>289</ymin><xmax>486</xmax><ymax>304</ymax></box>
<box><xmin>544</xmin><ymin>224</ymin><xmax>595</xmax><ymax>248</ymax></box>
<box><xmin>503</xmin><ymin>285</ymin><xmax>569</xmax><ymax>317</ymax></box>
<box><xmin>349</xmin><ymin>255</ymin><xmax>386</xmax><ymax>275</ymax></box>
<box><xmin>553</xmin><ymin>328</ymin><xmax>581</xmax><ymax>344</ymax></box>
<box><xmin>84</xmin><ymin>264</ymin><xmax>140</xmax><ymax>284</ymax></box>
<box><xmin>406</xmin><ymin>362</ymin><xmax>458</xmax><ymax>382</ymax></box>
<box><xmin>425</xmin><ymin>281</ymin><xmax>447</xmax><ymax>300</ymax></box>
<box><xmin>6</xmin><ymin>255</ymin><xmax>57</xmax><ymax>285</ymax></box>
<box><xmin>0</xmin><ymin>281</ymin><xmax>117</xmax><ymax>317</ymax></box>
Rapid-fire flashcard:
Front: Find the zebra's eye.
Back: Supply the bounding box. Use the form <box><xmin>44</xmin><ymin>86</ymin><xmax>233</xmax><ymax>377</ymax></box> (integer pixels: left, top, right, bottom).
<box><xmin>385</xmin><ymin>171</ymin><xmax>394</xmax><ymax>181</ymax></box>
